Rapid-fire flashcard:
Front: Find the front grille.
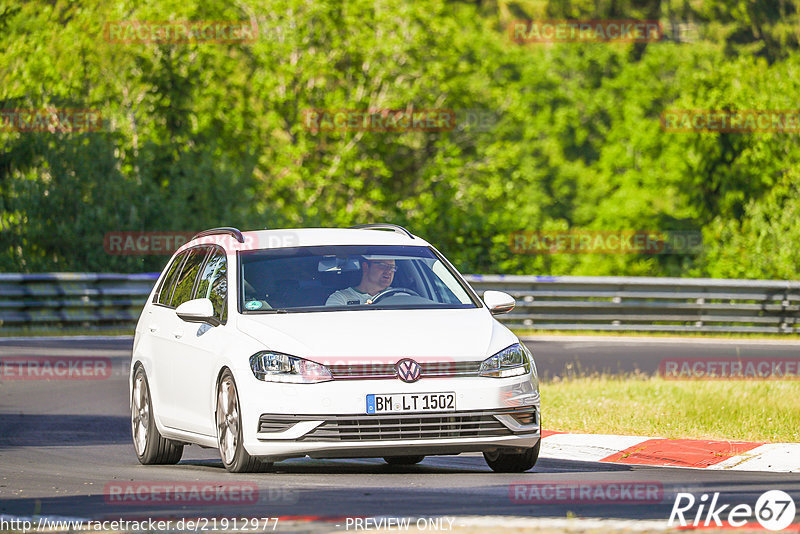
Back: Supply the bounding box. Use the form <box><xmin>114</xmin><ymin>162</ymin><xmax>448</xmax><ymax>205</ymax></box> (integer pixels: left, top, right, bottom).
<box><xmin>257</xmin><ymin>419</ymin><xmax>296</xmax><ymax>433</ymax></box>
<box><xmin>329</xmin><ymin>363</ymin><xmax>395</xmax><ymax>378</ymax></box>
<box><xmin>423</xmin><ymin>361</ymin><xmax>482</xmax><ymax>377</ymax></box>
<box><xmin>257</xmin><ymin>407</ymin><xmax>537</xmax><ymax>442</ymax></box>
<box><xmin>306</xmin><ymin>413</ymin><xmax>510</xmax><ymax>441</ymax></box>
<box><xmin>328</xmin><ymin>361</ymin><xmax>482</xmax><ymax>379</ymax></box>
<box><xmin>510</xmin><ymin>409</ymin><xmax>537</xmax><ymax>425</ymax></box>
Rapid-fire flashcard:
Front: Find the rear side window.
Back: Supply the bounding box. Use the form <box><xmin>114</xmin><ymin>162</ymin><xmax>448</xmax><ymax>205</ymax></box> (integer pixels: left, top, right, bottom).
<box><xmin>169</xmin><ymin>247</ymin><xmax>210</xmax><ymax>308</ymax></box>
<box><xmin>196</xmin><ymin>247</ymin><xmax>228</xmax><ymax>323</ymax></box>
<box><xmin>155</xmin><ymin>252</ymin><xmax>187</xmax><ymax>306</ymax></box>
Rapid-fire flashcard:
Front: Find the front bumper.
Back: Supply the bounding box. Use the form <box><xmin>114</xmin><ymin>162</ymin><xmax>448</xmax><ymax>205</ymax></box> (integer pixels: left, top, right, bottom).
<box><xmin>236</xmin><ymin>372</ymin><xmax>540</xmax><ymax>460</ymax></box>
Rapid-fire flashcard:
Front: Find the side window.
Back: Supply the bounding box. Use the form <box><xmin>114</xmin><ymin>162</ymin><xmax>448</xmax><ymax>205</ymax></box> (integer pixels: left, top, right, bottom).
<box><xmin>169</xmin><ymin>247</ymin><xmax>209</xmax><ymax>308</ymax></box>
<box><xmin>156</xmin><ymin>252</ymin><xmax>187</xmax><ymax>306</ymax></box>
<box><xmin>196</xmin><ymin>248</ymin><xmax>228</xmax><ymax>322</ymax></box>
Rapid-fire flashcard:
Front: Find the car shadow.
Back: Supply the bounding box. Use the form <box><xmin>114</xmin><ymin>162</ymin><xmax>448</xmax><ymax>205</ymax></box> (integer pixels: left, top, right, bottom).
<box><xmin>176</xmin><ymin>455</ymin><xmax>637</xmax><ymax>475</ymax></box>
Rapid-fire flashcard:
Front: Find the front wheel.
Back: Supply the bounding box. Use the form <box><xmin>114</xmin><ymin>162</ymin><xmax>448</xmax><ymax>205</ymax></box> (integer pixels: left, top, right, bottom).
<box><xmin>483</xmin><ymin>440</ymin><xmax>540</xmax><ymax>473</ymax></box>
<box><xmin>216</xmin><ymin>370</ymin><xmax>272</xmax><ymax>473</ymax></box>
<box><xmin>131</xmin><ymin>366</ymin><xmax>183</xmax><ymax>465</ymax></box>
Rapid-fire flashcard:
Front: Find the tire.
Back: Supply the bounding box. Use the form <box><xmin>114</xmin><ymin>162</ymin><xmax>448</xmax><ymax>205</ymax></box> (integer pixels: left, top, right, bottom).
<box><xmin>216</xmin><ymin>370</ymin><xmax>272</xmax><ymax>473</ymax></box>
<box><xmin>383</xmin><ymin>455</ymin><xmax>425</xmax><ymax>465</ymax></box>
<box><xmin>483</xmin><ymin>440</ymin><xmax>540</xmax><ymax>473</ymax></box>
<box><xmin>131</xmin><ymin>366</ymin><xmax>184</xmax><ymax>465</ymax></box>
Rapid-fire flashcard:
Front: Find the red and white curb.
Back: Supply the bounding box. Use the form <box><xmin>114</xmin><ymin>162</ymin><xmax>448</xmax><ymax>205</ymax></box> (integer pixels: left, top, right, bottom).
<box><xmin>540</xmin><ymin>431</ymin><xmax>800</xmax><ymax>472</ymax></box>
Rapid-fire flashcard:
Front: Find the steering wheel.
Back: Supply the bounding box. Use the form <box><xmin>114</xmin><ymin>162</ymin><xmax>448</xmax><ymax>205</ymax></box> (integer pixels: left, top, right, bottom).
<box><xmin>367</xmin><ymin>287</ymin><xmax>421</xmax><ymax>304</ymax></box>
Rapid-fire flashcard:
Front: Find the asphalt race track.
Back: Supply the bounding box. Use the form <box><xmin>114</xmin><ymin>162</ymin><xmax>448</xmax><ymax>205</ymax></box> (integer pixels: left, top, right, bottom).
<box><xmin>1</xmin><ymin>336</ymin><xmax>799</xmax><ymax>528</ymax></box>
<box><xmin>524</xmin><ymin>335</ymin><xmax>800</xmax><ymax>378</ymax></box>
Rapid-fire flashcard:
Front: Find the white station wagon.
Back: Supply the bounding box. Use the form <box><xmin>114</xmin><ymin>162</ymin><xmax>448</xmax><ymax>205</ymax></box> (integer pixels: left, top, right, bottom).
<box><xmin>130</xmin><ymin>225</ymin><xmax>540</xmax><ymax>472</ymax></box>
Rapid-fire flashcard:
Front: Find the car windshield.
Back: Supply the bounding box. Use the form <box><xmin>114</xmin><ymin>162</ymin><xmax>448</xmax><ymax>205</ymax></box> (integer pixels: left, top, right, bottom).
<box><xmin>239</xmin><ymin>245</ymin><xmax>478</xmax><ymax>312</ymax></box>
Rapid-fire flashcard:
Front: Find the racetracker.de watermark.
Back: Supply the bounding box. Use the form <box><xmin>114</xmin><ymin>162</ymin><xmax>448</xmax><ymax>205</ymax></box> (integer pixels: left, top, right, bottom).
<box><xmin>104</xmin><ymin>20</ymin><xmax>258</xmax><ymax>44</ymax></box>
<box><xmin>103</xmin><ymin>481</ymin><xmax>297</xmax><ymax>505</ymax></box>
<box><xmin>509</xmin><ymin>230</ymin><xmax>702</xmax><ymax>254</ymax></box>
<box><xmin>510</xmin><ymin>20</ymin><xmax>663</xmax><ymax>43</ymax></box>
<box><xmin>660</xmin><ymin>358</ymin><xmax>800</xmax><ymax>380</ymax></box>
<box><xmin>662</xmin><ymin>110</ymin><xmax>800</xmax><ymax>133</ymax></box>
<box><xmin>1</xmin><ymin>109</ymin><xmax>102</xmax><ymax>133</ymax></box>
<box><xmin>104</xmin><ymin>231</ymin><xmax>299</xmax><ymax>255</ymax></box>
<box><xmin>455</xmin><ymin>108</ymin><xmax>500</xmax><ymax>132</ymax></box>
<box><xmin>302</xmin><ymin>108</ymin><xmax>500</xmax><ymax>133</ymax></box>
<box><xmin>509</xmin><ymin>481</ymin><xmax>663</xmax><ymax>504</ymax></box>
<box><xmin>303</xmin><ymin>109</ymin><xmax>457</xmax><ymax>132</ymax></box>
<box><xmin>0</xmin><ymin>357</ymin><xmax>112</xmax><ymax>381</ymax></box>
<box><xmin>0</xmin><ymin>517</ymin><xmax>281</xmax><ymax>533</ymax></box>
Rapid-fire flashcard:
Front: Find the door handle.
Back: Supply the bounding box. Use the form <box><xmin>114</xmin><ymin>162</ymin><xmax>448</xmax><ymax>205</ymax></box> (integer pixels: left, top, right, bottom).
<box><xmin>148</xmin><ymin>324</ymin><xmax>159</xmax><ymax>333</ymax></box>
<box><xmin>172</xmin><ymin>330</ymin><xmax>183</xmax><ymax>339</ymax></box>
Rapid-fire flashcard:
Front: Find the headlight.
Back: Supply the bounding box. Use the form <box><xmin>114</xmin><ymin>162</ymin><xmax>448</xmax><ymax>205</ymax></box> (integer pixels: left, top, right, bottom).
<box><xmin>249</xmin><ymin>351</ymin><xmax>333</xmax><ymax>383</ymax></box>
<box><xmin>480</xmin><ymin>343</ymin><xmax>534</xmax><ymax>378</ymax></box>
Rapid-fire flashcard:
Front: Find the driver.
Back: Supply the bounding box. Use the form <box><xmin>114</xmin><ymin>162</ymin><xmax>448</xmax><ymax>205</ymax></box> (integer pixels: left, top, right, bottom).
<box><xmin>326</xmin><ymin>258</ymin><xmax>396</xmax><ymax>306</ymax></box>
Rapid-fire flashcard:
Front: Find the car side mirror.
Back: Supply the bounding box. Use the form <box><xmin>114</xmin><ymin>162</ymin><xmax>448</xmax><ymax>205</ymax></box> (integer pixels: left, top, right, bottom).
<box><xmin>176</xmin><ymin>298</ymin><xmax>221</xmax><ymax>326</ymax></box>
<box><xmin>483</xmin><ymin>290</ymin><xmax>515</xmax><ymax>315</ymax></box>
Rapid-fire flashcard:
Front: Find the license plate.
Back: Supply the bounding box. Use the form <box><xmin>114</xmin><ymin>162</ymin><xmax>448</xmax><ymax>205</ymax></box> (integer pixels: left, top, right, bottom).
<box><xmin>366</xmin><ymin>392</ymin><xmax>456</xmax><ymax>414</ymax></box>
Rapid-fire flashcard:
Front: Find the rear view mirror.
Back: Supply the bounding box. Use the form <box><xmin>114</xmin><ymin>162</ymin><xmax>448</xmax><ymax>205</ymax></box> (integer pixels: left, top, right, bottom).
<box><xmin>176</xmin><ymin>298</ymin><xmax>220</xmax><ymax>326</ymax></box>
<box><xmin>318</xmin><ymin>255</ymin><xmax>361</xmax><ymax>272</ymax></box>
<box><xmin>483</xmin><ymin>290</ymin><xmax>515</xmax><ymax>315</ymax></box>
<box><xmin>317</xmin><ymin>256</ymin><xmax>340</xmax><ymax>272</ymax></box>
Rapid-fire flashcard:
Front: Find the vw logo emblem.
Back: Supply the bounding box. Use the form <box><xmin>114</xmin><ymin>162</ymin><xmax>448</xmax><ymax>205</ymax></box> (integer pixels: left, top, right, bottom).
<box><xmin>395</xmin><ymin>359</ymin><xmax>421</xmax><ymax>383</ymax></box>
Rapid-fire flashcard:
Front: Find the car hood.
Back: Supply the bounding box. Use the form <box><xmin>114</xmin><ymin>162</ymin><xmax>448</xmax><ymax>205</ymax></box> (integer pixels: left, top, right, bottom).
<box><xmin>235</xmin><ymin>308</ymin><xmax>517</xmax><ymax>364</ymax></box>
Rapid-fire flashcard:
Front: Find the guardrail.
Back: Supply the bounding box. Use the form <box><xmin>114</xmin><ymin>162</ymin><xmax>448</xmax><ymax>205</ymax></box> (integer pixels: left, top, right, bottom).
<box><xmin>465</xmin><ymin>275</ymin><xmax>800</xmax><ymax>334</ymax></box>
<box><xmin>1</xmin><ymin>273</ymin><xmax>799</xmax><ymax>334</ymax></box>
<box><xmin>0</xmin><ymin>273</ymin><xmax>158</xmax><ymax>332</ymax></box>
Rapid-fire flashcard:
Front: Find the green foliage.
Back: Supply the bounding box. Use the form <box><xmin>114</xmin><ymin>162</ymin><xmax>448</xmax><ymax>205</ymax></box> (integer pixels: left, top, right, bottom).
<box><xmin>1</xmin><ymin>0</ymin><xmax>800</xmax><ymax>279</ymax></box>
<box><xmin>701</xmin><ymin>173</ymin><xmax>800</xmax><ymax>279</ymax></box>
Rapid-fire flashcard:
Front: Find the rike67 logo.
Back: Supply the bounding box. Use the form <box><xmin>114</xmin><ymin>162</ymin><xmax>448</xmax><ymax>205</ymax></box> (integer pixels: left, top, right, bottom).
<box><xmin>669</xmin><ymin>490</ymin><xmax>797</xmax><ymax>531</ymax></box>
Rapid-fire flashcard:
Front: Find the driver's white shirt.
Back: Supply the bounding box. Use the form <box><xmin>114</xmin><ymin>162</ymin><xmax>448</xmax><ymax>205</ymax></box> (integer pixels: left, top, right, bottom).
<box><xmin>326</xmin><ymin>286</ymin><xmax>390</xmax><ymax>306</ymax></box>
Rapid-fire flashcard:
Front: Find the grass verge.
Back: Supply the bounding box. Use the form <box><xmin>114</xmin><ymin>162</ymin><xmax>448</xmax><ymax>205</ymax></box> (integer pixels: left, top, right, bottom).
<box><xmin>541</xmin><ymin>375</ymin><xmax>800</xmax><ymax>443</ymax></box>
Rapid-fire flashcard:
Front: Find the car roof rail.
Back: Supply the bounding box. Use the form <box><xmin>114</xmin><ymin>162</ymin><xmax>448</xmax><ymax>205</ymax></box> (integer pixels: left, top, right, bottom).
<box><xmin>191</xmin><ymin>227</ymin><xmax>245</xmax><ymax>243</ymax></box>
<box><xmin>349</xmin><ymin>223</ymin><xmax>415</xmax><ymax>239</ymax></box>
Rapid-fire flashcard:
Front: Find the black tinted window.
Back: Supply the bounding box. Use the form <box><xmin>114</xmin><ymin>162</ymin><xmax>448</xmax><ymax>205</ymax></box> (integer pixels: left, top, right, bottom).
<box><xmin>239</xmin><ymin>245</ymin><xmax>476</xmax><ymax>312</ymax></box>
<box><xmin>156</xmin><ymin>252</ymin><xmax>187</xmax><ymax>305</ymax></box>
<box><xmin>195</xmin><ymin>248</ymin><xmax>227</xmax><ymax>321</ymax></box>
<box><xmin>169</xmin><ymin>247</ymin><xmax>209</xmax><ymax>307</ymax></box>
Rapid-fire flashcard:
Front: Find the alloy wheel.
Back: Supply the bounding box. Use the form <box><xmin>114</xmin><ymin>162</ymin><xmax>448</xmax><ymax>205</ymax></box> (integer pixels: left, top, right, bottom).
<box><xmin>216</xmin><ymin>376</ymin><xmax>240</xmax><ymax>465</ymax></box>
<box><xmin>131</xmin><ymin>373</ymin><xmax>150</xmax><ymax>456</ymax></box>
